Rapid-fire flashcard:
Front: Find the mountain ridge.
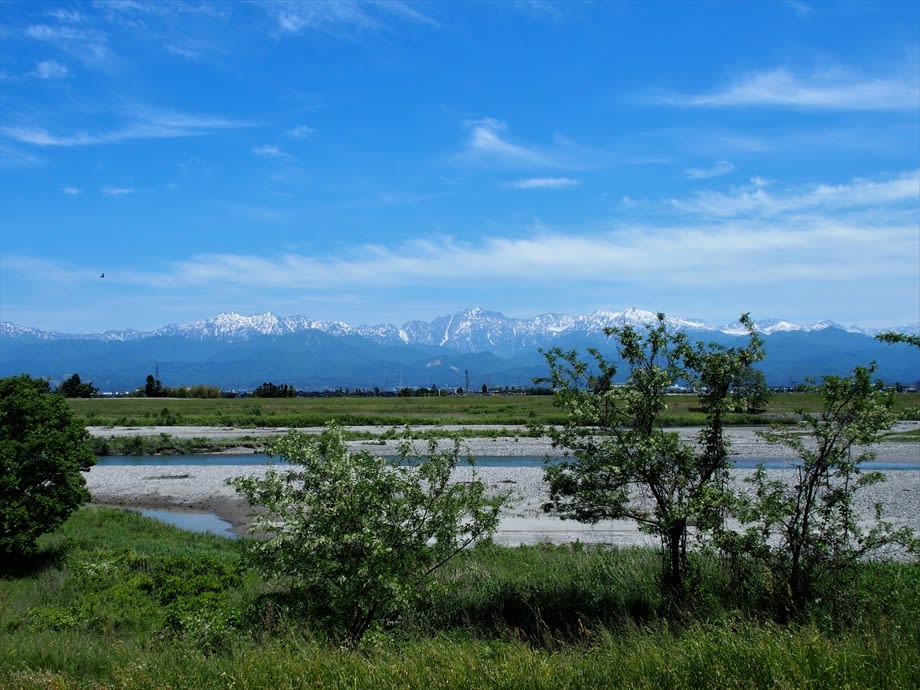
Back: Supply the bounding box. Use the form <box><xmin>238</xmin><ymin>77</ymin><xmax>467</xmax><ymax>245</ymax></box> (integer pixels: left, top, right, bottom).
<box><xmin>2</xmin><ymin>308</ymin><xmax>917</xmax><ymax>392</ymax></box>
<box><xmin>3</xmin><ymin>306</ymin><xmax>916</xmax><ymax>346</ymax></box>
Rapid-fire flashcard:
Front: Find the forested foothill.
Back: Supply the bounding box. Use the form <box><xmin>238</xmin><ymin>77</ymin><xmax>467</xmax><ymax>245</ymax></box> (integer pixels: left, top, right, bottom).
<box><xmin>1</xmin><ymin>319</ymin><xmax>918</xmax><ymax>688</ymax></box>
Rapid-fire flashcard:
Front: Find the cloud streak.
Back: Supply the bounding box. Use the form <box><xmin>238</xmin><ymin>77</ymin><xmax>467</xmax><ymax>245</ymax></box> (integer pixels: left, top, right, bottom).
<box><xmin>684</xmin><ymin>160</ymin><xmax>734</xmax><ymax>180</ymax></box>
<box><xmin>507</xmin><ymin>177</ymin><xmax>580</xmax><ymax>189</ymax></box>
<box><xmin>461</xmin><ymin>118</ymin><xmax>553</xmax><ymax>167</ymax></box>
<box><xmin>263</xmin><ymin>0</ymin><xmax>437</xmax><ymax>36</ymax></box>
<box><xmin>103</xmin><ymin>218</ymin><xmax>911</xmax><ymax>306</ymax></box>
<box><xmin>2</xmin><ymin>107</ymin><xmax>252</xmax><ymax>147</ymax></box>
<box><xmin>458</xmin><ymin>118</ymin><xmax>597</xmax><ymax>169</ymax></box>
<box><xmin>669</xmin><ymin>170</ymin><xmax>919</xmax><ymax>218</ymax></box>
<box><xmin>102</xmin><ymin>186</ymin><xmax>135</xmax><ymax>196</ymax></box>
<box><xmin>31</xmin><ymin>59</ymin><xmax>69</xmax><ymax>78</ymax></box>
<box><xmin>62</xmin><ymin>171</ymin><xmax>908</xmax><ymax>299</ymax></box>
<box><xmin>5</xmin><ymin>170</ymin><xmax>916</xmax><ymax>329</ymax></box>
<box><xmin>253</xmin><ymin>144</ymin><xmax>292</xmax><ymax>159</ymax></box>
<box><xmin>656</xmin><ymin>66</ymin><xmax>920</xmax><ymax>111</ymax></box>
<box><xmin>25</xmin><ymin>23</ymin><xmax>114</xmax><ymax>70</ymax></box>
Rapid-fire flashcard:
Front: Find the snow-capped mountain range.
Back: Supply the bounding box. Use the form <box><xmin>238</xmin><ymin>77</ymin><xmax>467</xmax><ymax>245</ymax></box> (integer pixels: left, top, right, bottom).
<box><xmin>2</xmin><ymin>308</ymin><xmax>917</xmax><ymax>391</ymax></box>
<box><xmin>2</xmin><ymin>307</ymin><xmax>913</xmax><ymax>349</ymax></box>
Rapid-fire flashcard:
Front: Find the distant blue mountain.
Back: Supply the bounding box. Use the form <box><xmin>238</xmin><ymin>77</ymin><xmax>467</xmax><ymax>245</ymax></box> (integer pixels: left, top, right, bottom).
<box><xmin>1</xmin><ymin>308</ymin><xmax>917</xmax><ymax>392</ymax></box>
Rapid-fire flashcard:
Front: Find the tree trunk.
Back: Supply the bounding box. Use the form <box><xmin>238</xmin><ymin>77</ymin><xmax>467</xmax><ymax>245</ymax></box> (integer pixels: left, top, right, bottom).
<box><xmin>665</xmin><ymin>521</ymin><xmax>686</xmax><ymax>604</ymax></box>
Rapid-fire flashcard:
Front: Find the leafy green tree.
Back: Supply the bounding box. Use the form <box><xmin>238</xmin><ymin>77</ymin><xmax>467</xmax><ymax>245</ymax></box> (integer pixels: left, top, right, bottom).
<box><xmin>721</xmin><ymin>364</ymin><xmax>917</xmax><ymax>620</ymax></box>
<box><xmin>144</xmin><ymin>374</ymin><xmax>163</xmax><ymax>397</ymax></box>
<box><xmin>540</xmin><ymin>314</ymin><xmax>763</xmax><ymax>602</ymax></box>
<box><xmin>252</xmin><ymin>382</ymin><xmax>296</xmax><ymax>398</ymax></box>
<box><xmin>188</xmin><ymin>384</ymin><xmax>221</xmax><ymax>399</ymax></box>
<box><xmin>875</xmin><ymin>331</ymin><xmax>920</xmax><ymax>348</ymax></box>
<box><xmin>729</xmin><ymin>366</ymin><xmax>770</xmax><ymax>412</ymax></box>
<box><xmin>57</xmin><ymin>373</ymin><xmax>98</xmax><ymax>398</ymax></box>
<box><xmin>0</xmin><ymin>375</ymin><xmax>97</xmax><ymax>560</ymax></box>
<box><xmin>229</xmin><ymin>423</ymin><xmax>502</xmax><ymax>644</ymax></box>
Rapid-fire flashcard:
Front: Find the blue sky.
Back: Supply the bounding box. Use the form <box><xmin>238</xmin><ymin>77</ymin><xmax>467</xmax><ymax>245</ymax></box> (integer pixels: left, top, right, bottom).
<box><xmin>1</xmin><ymin>0</ymin><xmax>918</xmax><ymax>333</ymax></box>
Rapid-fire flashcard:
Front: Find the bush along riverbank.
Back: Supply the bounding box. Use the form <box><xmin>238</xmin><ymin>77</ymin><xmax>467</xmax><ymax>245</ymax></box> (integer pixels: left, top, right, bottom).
<box><xmin>1</xmin><ymin>507</ymin><xmax>918</xmax><ymax>689</ymax></box>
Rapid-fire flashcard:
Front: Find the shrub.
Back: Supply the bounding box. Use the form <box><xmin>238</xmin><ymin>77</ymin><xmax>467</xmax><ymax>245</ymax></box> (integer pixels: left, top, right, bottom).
<box><xmin>720</xmin><ymin>365</ymin><xmax>919</xmax><ymax>621</ymax></box>
<box><xmin>230</xmin><ymin>423</ymin><xmax>502</xmax><ymax>644</ymax></box>
<box><xmin>540</xmin><ymin>313</ymin><xmax>763</xmax><ymax>604</ymax></box>
<box><xmin>0</xmin><ymin>375</ymin><xmax>97</xmax><ymax>561</ymax></box>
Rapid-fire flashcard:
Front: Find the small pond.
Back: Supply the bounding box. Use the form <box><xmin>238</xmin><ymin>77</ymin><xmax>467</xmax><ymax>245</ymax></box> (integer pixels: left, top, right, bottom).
<box><xmin>139</xmin><ymin>509</ymin><xmax>236</xmax><ymax>538</ymax></box>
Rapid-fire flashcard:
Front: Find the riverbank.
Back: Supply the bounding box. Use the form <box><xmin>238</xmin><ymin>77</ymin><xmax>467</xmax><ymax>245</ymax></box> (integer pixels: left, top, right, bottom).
<box><xmin>85</xmin><ymin>423</ymin><xmax>919</xmax><ymax>546</ymax></box>
<box><xmin>86</xmin><ymin>421</ymin><xmax>920</xmax><ymax>459</ymax></box>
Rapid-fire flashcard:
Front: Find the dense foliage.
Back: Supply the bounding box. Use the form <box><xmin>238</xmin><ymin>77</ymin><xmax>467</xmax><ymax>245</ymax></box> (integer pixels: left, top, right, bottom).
<box><xmin>0</xmin><ymin>375</ymin><xmax>96</xmax><ymax>560</ymax></box>
<box><xmin>252</xmin><ymin>381</ymin><xmax>296</xmax><ymax>397</ymax></box>
<box><xmin>132</xmin><ymin>374</ymin><xmax>222</xmax><ymax>399</ymax></box>
<box><xmin>729</xmin><ymin>366</ymin><xmax>771</xmax><ymax>412</ymax></box>
<box><xmin>875</xmin><ymin>331</ymin><xmax>920</xmax><ymax>348</ymax></box>
<box><xmin>721</xmin><ymin>364</ymin><xmax>919</xmax><ymax>620</ymax></box>
<box><xmin>540</xmin><ymin>313</ymin><xmax>764</xmax><ymax>602</ymax></box>
<box><xmin>229</xmin><ymin>424</ymin><xmax>502</xmax><ymax>643</ymax></box>
<box><xmin>56</xmin><ymin>373</ymin><xmax>98</xmax><ymax>398</ymax></box>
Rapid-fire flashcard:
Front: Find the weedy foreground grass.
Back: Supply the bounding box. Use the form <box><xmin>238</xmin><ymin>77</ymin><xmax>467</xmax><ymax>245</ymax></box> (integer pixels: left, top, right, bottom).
<box><xmin>1</xmin><ymin>508</ymin><xmax>918</xmax><ymax>689</ymax></box>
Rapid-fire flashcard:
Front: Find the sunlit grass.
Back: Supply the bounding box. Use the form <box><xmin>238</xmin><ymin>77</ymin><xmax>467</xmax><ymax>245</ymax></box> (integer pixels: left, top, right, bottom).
<box><xmin>1</xmin><ymin>508</ymin><xmax>917</xmax><ymax>689</ymax></box>
<box><xmin>69</xmin><ymin>391</ymin><xmax>920</xmax><ymax>430</ymax></box>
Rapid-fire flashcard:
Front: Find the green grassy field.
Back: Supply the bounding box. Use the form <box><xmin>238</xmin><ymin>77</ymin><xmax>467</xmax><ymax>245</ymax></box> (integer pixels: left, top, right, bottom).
<box><xmin>2</xmin><ymin>507</ymin><xmax>918</xmax><ymax>689</ymax></box>
<box><xmin>66</xmin><ymin>391</ymin><xmax>920</xmax><ymax>429</ymax></box>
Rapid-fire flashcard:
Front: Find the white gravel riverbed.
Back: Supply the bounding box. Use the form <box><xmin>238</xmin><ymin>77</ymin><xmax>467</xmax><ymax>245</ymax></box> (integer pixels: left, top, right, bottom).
<box><xmin>85</xmin><ymin>424</ymin><xmax>919</xmax><ymax>547</ymax></box>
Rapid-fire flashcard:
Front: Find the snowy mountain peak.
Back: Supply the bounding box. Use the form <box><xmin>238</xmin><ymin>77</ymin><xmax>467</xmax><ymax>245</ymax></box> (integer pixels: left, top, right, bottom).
<box><xmin>2</xmin><ymin>308</ymin><xmax>916</xmax><ymax>352</ymax></box>
<box><xmin>3</xmin><ymin>308</ymin><xmax>918</xmax><ymax>392</ymax></box>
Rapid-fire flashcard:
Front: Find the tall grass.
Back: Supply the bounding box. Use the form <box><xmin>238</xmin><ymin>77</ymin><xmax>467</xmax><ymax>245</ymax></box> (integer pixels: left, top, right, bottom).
<box><xmin>4</xmin><ymin>620</ymin><xmax>917</xmax><ymax>689</ymax></box>
<box><xmin>1</xmin><ymin>508</ymin><xmax>917</xmax><ymax>689</ymax></box>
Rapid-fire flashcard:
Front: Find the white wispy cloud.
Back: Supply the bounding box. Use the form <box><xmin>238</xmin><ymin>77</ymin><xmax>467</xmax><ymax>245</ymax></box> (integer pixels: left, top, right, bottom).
<box><xmin>253</xmin><ymin>144</ymin><xmax>292</xmax><ymax>159</ymax></box>
<box><xmin>459</xmin><ymin>118</ymin><xmax>568</xmax><ymax>168</ymax></box>
<box><xmin>669</xmin><ymin>170</ymin><xmax>920</xmax><ymax>218</ymax></box>
<box><xmin>62</xmin><ymin>187</ymin><xmax>82</xmax><ymax>195</ymax></box>
<box><xmin>31</xmin><ymin>59</ymin><xmax>68</xmax><ymax>79</ymax></box>
<box><xmin>165</xmin><ymin>43</ymin><xmax>201</xmax><ymax>59</ymax></box>
<box><xmin>0</xmin><ymin>143</ymin><xmax>43</xmax><ymax>168</ymax></box>
<box><xmin>26</xmin><ymin>4</ymin><xmax>230</xmax><ymax>72</ymax></box>
<box><xmin>656</xmin><ymin>66</ymin><xmax>920</xmax><ymax>111</ymax></box>
<box><xmin>457</xmin><ymin>118</ymin><xmax>605</xmax><ymax>169</ymax></box>
<box><xmin>286</xmin><ymin>124</ymin><xmax>315</xmax><ymax>138</ymax></box>
<box><xmin>263</xmin><ymin>0</ymin><xmax>437</xmax><ymax>36</ymax></box>
<box><xmin>45</xmin><ymin>9</ymin><xmax>85</xmax><ymax>24</ymax></box>
<box><xmin>507</xmin><ymin>177</ymin><xmax>580</xmax><ymax>189</ymax></box>
<box><xmin>511</xmin><ymin>0</ymin><xmax>563</xmax><ymax>20</ymax></box>
<box><xmin>463</xmin><ymin>118</ymin><xmax>550</xmax><ymax>166</ymax></box>
<box><xmin>785</xmin><ymin>1</ymin><xmax>814</xmax><ymax>18</ymax></box>
<box><xmin>0</xmin><ymin>255</ymin><xmax>96</xmax><ymax>286</ymax></box>
<box><xmin>684</xmin><ymin>160</ymin><xmax>734</xmax><ymax>180</ymax></box>
<box><xmin>8</xmin><ymin>169</ymin><xmax>916</xmax><ymax>328</ymax></box>
<box><xmin>25</xmin><ymin>23</ymin><xmax>114</xmax><ymax>70</ymax></box>
<box><xmin>96</xmin><ymin>171</ymin><xmax>913</xmax><ymax>297</ymax></box>
<box><xmin>102</xmin><ymin>186</ymin><xmax>135</xmax><ymax>196</ymax></box>
<box><xmin>130</xmin><ymin>215</ymin><xmax>913</xmax><ymax>299</ymax></box>
<box><xmin>2</xmin><ymin>106</ymin><xmax>252</xmax><ymax>147</ymax></box>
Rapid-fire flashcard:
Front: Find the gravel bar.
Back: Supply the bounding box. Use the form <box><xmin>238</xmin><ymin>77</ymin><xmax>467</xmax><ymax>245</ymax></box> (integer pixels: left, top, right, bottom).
<box><xmin>86</xmin><ymin>423</ymin><xmax>919</xmax><ymax>547</ymax></box>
